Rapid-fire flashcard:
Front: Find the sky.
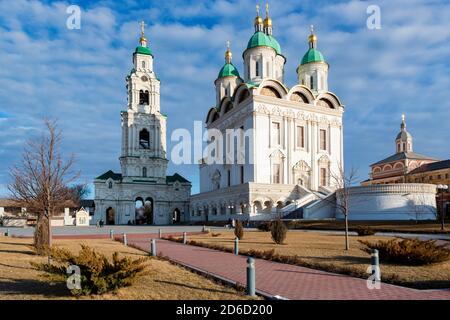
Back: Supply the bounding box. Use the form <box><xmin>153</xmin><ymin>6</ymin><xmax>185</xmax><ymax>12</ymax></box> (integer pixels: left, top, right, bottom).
<box><xmin>0</xmin><ymin>0</ymin><xmax>449</xmax><ymax>197</ymax></box>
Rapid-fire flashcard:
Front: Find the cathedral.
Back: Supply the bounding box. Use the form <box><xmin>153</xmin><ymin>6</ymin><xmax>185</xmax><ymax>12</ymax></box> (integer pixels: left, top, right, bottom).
<box><xmin>190</xmin><ymin>5</ymin><xmax>345</xmax><ymax>221</ymax></box>
<box><xmin>93</xmin><ymin>23</ymin><xmax>191</xmax><ymax>225</ymax></box>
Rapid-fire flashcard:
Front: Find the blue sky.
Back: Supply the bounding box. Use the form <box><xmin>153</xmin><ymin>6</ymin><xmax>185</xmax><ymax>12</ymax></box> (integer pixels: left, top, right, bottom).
<box><xmin>0</xmin><ymin>0</ymin><xmax>449</xmax><ymax>197</ymax></box>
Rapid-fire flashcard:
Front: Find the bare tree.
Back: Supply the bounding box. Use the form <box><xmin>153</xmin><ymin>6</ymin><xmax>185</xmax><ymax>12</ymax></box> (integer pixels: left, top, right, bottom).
<box><xmin>8</xmin><ymin>120</ymin><xmax>79</xmax><ymax>254</ymax></box>
<box><xmin>330</xmin><ymin>164</ymin><xmax>359</xmax><ymax>251</ymax></box>
<box><xmin>406</xmin><ymin>193</ymin><xmax>437</xmax><ymax>223</ymax></box>
<box><xmin>68</xmin><ymin>184</ymin><xmax>89</xmax><ymax>207</ymax></box>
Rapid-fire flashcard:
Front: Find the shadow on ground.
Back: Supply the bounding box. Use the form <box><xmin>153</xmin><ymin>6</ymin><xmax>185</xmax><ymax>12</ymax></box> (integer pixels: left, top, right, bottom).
<box><xmin>0</xmin><ymin>277</ymin><xmax>70</xmax><ymax>298</ymax></box>
<box><xmin>155</xmin><ymin>280</ymin><xmax>237</xmax><ymax>295</ymax></box>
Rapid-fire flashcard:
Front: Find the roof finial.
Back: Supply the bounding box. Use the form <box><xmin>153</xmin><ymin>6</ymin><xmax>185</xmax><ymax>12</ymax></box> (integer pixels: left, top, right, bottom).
<box><xmin>139</xmin><ymin>21</ymin><xmax>148</xmax><ymax>47</ymax></box>
<box><xmin>263</xmin><ymin>2</ymin><xmax>273</xmax><ymax>34</ymax></box>
<box><xmin>225</xmin><ymin>40</ymin><xmax>232</xmax><ymax>64</ymax></box>
<box><xmin>308</xmin><ymin>24</ymin><xmax>317</xmax><ymax>49</ymax></box>
<box><xmin>401</xmin><ymin>114</ymin><xmax>406</xmax><ymax>130</ymax></box>
<box><xmin>254</xmin><ymin>4</ymin><xmax>263</xmax><ymax>31</ymax></box>
<box><xmin>140</xmin><ymin>21</ymin><xmax>145</xmax><ymax>37</ymax></box>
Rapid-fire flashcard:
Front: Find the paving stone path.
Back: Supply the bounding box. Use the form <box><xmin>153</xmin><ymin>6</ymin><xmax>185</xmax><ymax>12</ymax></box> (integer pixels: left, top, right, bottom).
<box><xmin>126</xmin><ymin>236</ymin><xmax>450</xmax><ymax>300</ymax></box>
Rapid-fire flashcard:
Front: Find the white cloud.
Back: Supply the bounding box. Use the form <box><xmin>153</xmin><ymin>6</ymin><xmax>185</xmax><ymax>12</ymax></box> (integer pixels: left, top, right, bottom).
<box><xmin>0</xmin><ymin>0</ymin><xmax>449</xmax><ymax>195</ymax></box>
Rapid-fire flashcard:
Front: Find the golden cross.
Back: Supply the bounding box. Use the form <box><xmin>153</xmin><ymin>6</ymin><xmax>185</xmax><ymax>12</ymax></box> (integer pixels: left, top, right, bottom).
<box><xmin>310</xmin><ymin>24</ymin><xmax>314</xmax><ymax>34</ymax></box>
<box><xmin>256</xmin><ymin>4</ymin><xmax>260</xmax><ymax>16</ymax></box>
<box><xmin>266</xmin><ymin>2</ymin><xmax>269</xmax><ymax>16</ymax></box>
<box><xmin>140</xmin><ymin>21</ymin><xmax>146</xmax><ymax>36</ymax></box>
<box><xmin>227</xmin><ymin>40</ymin><xmax>230</xmax><ymax>50</ymax></box>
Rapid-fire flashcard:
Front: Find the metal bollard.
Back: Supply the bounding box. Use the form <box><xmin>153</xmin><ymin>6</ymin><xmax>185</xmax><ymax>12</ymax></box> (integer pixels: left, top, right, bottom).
<box><xmin>371</xmin><ymin>249</ymin><xmax>381</xmax><ymax>282</ymax></box>
<box><xmin>5</xmin><ymin>228</ymin><xmax>10</xmax><ymax>237</ymax></box>
<box><xmin>109</xmin><ymin>229</ymin><xmax>114</xmax><ymax>240</ymax></box>
<box><xmin>159</xmin><ymin>228</ymin><xmax>162</xmax><ymax>239</ymax></box>
<box><xmin>123</xmin><ymin>233</ymin><xmax>127</xmax><ymax>246</ymax></box>
<box><xmin>183</xmin><ymin>232</ymin><xmax>187</xmax><ymax>244</ymax></box>
<box><xmin>247</xmin><ymin>257</ymin><xmax>256</xmax><ymax>296</ymax></box>
<box><xmin>151</xmin><ymin>239</ymin><xmax>157</xmax><ymax>257</ymax></box>
<box><xmin>234</xmin><ymin>237</ymin><xmax>239</xmax><ymax>255</ymax></box>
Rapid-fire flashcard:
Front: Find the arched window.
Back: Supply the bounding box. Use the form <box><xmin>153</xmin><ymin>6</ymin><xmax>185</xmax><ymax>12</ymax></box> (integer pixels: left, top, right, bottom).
<box><xmin>255</xmin><ymin>61</ymin><xmax>260</xmax><ymax>77</ymax></box>
<box><xmin>310</xmin><ymin>75</ymin><xmax>314</xmax><ymax>90</ymax></box>
<box><xmin>320</xmin><ymin>168</ymin><xmax>328</xmax><ymax>187</ymax></box>
<box><xmin>142</xmin><ymin>61</ymin><xmax>146</xmax><ymax>68</ymax></box>
<box><xmin>139</xmin><ymin>129</ymin><xmax>150</xmax><ymax>149</ymax></box>
<box><xmin>143</xmin><ymin>167</ymin><xmax>147</xmax><ymax>177</ymax></box>
<box><xmin>139</xmin><ymin>90</ymin><xmax>149</xmax><ymax>105</ymax></box>
<box><xmin>108</xmin><ymin>181</ymin><xmax>113</xmax><ymax>189</ymax></box>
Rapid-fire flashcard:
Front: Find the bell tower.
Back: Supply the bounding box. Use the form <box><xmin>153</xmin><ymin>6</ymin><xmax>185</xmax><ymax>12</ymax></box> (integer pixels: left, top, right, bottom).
<box><xmin>120</xmin><ymin>21</ymin><xmax>168</xmax><ymax>182</ymax></box>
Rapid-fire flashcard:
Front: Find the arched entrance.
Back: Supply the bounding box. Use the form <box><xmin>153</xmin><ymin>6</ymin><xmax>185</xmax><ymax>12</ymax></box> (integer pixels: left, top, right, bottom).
<box><xmin>172</xmin><ymin>208</ymin><xmax>181</xmax><ymax>224</ymax></box>
<box><xmin>135</xmin><ymin>197</ymin><xmax>145</xmax><ymax>225</ymax></box>
<box><xmin>106</xmin><ymin>207</ymin><xmax>115</xmax><ymax>225</ymax></box>
<box><xmin>144</xmin><ymin>198</ymin><xmax>153</xmax><ymax>225</ymax></box>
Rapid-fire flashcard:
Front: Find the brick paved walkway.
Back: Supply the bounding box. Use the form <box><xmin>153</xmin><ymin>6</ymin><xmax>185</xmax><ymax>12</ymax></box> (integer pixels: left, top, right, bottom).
<box><xmin>127</xmin><ymin>237</ymin><xmax>450</xmax><ymax>300</ymax></box>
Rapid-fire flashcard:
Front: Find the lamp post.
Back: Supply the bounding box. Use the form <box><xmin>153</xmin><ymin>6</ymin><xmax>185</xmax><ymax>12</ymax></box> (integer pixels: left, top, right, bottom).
<box><xmin>437</xmin><ymin>185</ymin><xmax>449</xmax><ymax>231</ymax></box>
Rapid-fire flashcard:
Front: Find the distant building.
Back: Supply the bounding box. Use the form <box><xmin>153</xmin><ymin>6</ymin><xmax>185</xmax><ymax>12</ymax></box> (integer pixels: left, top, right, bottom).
<box><xmin>362</xmin><ymin>115</ymin><xmax>450</xmax><ymax>216</ymax></box>
<box><xmin>0</xmin><ymin>199</ymin><xmax>78</xmax><ymax>227</ymax></box>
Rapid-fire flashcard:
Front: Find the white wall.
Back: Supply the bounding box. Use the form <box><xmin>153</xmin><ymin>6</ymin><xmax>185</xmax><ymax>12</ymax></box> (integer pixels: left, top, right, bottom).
<box><xmin>336</xmin><ymin>184</ymin><xmax>437</xmax><ymax>221</ymax></box>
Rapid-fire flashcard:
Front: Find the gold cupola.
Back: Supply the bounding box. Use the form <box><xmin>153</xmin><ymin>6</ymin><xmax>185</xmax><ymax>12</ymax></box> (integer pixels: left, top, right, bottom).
<box><xmin>225</xmin><ymin>41</ymin><xmax>232</xmax><ymax>64</ymax></box>
<box><xmin>308</xmin><ymin>24</ymin><xmax>317</xmax><ymax>49</ymax></box>
<box><xmin>254</xmin><ymin>4</ymin><xmax>264</xmax><ymax>32</ymax></box>
<box><xmin>139</xmin><ymin>21</ymin><xmax>148</xmax><ymax>47</ymax></box>
<box><xmin>264</xmin><ymin>3</ymin><xmax>273</xmax><ymax>35</ymax></box>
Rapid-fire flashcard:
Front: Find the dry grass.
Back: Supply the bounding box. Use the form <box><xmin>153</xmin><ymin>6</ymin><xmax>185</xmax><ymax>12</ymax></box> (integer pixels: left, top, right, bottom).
<box><xmin>0</xmin><ymin>236</ymin><xmax>259</xmax><ymax>300</ymax></box>
<box><xmin>185</xmin><ymin>231</ymin><xmax>450</xmax><ymax>289</ymax></box>
<box><xmin>289</xmin><ymin>220</ymin><xmax>450</xmax><ymax>234</ymax></box>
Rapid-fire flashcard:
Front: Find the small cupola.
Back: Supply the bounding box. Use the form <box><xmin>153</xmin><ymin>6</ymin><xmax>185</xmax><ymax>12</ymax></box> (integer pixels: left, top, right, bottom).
<box><xmin>395</xmin><ymin>114</ymin><xmax>413</xmax><ymax>153</ymax></box>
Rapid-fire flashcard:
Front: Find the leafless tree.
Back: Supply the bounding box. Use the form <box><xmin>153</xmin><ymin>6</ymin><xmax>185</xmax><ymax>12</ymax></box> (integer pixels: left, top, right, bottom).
<box><xmin>68</xmin><ymin>184</ymin><xmax>89</xmax><ymax>207</ymax></box>
<box><xmin>330</xmin><ymin>164</ymin><xmax>359</xmax><ymax>251</ymax></box>
<box><xmin>8</xmin><ymin>119</ymin><xmax>79</xmax><ymax>254</ymax></box>
<box><xmin>406</xmin><ymin>193</ymin><xmax>437</xmax><ymax>224</ymax></box>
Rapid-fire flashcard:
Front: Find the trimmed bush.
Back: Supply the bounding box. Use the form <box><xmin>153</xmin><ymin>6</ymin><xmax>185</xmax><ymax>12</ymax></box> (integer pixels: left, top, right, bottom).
<box><xmin>271</xmin><ymin>219</ymin><xmax>287</xmax><ymax>244</ymax></box>
<box><xmin>359</xmin><ymin>238</ymin><xmax>450</xmax><ymax>266</ymax></box>
<box><xmin>32</xmin><ymin>245</ymin><xmax>148</xmax><ymax>296</ymax></box>
<box><xmin>355</xmin><ymin>226</ymin><xmax>376</xmax><ymax>236</ymax></box>
<box><xmin>234</xmin><ymin>220</ymin><xmax>244</xmax><ymax>240</ymax></box>
<box><xmin>211</xmin><ymin>233</ymin><xmax>221</xmax><ymax>237</ymax></box>
<box><xmin>257</xmin><ymin>222</ymin><xmax>272</xmax><ymax>232</ymax></box>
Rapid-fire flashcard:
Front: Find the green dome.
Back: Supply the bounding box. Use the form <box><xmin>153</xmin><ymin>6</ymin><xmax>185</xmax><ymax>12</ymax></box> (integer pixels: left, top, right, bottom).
<box><xmin>247</xmin><ymin>31</ymin><xmax>281</xmax><ymax>55</ymax></box>
<box><xmin>135</xmin><ymin>46</ymin><xmax>153</xmax><ymax>56</ymax></box>
<box><xmin>218</xmin><ymin>63</ymin><xmax>240</xmax><ymax>78</ymax></box>
<box><xmin>267</xmin><ymin>35</ymin><xmax>281</xmax><ymax>55</ymax></box>
<box><xmin>301</xmin><ymin>48</ymin><xmax>325</xmax><ymax>65</ymax></box>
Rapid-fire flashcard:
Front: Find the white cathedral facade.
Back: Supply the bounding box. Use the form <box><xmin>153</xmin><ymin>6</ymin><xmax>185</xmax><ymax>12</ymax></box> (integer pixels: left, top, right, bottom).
<box><xmin>190</xmin><ymin>7</ymin><xmax>345</xmax><ymax>222</ymax></box>
<box><xmin>93</xmin><ymin>24</ymin><xmax>191</xmax><ymax>225</ymax></box>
